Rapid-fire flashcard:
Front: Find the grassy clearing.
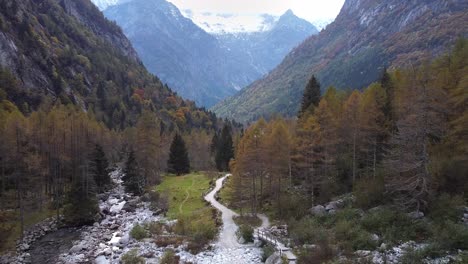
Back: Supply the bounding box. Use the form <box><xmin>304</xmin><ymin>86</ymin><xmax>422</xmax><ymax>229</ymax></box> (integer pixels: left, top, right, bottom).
<box><xmin>153</xmin><ymin>172</ymin><xmax>220</xmax><ymax>253</ymax></box>
<box><xmin>155</xmin><ymin>172</ymin><xmax>214</xmax><ymax>218</ymax></box>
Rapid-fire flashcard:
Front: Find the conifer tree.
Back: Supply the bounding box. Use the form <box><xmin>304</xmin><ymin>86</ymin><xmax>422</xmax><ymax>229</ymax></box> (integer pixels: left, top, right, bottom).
<box><xmin>210</xmin><ymin>133</ymin><xmax>219</xmax><ymax>155</ymax></box>
<box><xmin>122</xmin><ymin>150</ymin><xmax>145</xmax><ymax>195</ymax></box>
<box><xmin>299</xmin><ymin>75</ymin><xmax>321</xmax><ymax>116</ymax></box>
<box><xmin>215</xmin><ymin>124</ymin><xmax>234</xmax><ymax>172</ymax></box>
<box><xmin>63</xmin><ymin>170</ymin><xmax>99</xmax><ymax>226</ymax></box>
<box><xmin>380</xmin><ymin>70</ymin><xmax>396</xmax><ymax>133</ymax></box>
<box><xmin>167</xmin><ymin>134</ymin><xmax>190</xmax><ymax>175</ymax></box>
<box><xmin>89</xmin><ymin>144</ymin><xmax>111</xmax><ymax>192</ymax></box>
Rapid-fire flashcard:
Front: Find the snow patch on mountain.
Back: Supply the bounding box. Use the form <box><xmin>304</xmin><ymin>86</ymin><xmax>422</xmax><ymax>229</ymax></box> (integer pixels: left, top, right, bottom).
<box><xmin>182</xmin><ymin>10</ymin><xmax>279</xmax><ymax>34</ymax></box>
<box><xmin>91</xmin><ymin>0</ymin><xmax>132</xmax><ymax>10</ymax></box>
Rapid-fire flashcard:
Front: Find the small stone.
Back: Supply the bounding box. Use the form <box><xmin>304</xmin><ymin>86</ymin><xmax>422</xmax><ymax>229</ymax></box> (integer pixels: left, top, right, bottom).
<box><xmin>371</xmin><ymin>234</ymin><xmax>380</xmax><ymax>242</ymax></box>
<box><xmin>407</xmin><ymin>211</ymin><xmax>424</xmax><ymax>219</ymax></box>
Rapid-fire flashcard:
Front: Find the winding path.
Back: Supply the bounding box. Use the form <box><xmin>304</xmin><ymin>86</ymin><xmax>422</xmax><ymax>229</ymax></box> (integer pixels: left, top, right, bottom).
<box><xmin>204</xmin><ymin>174</ymin><xmax>241</xmax><ymax>248</ymax></box>
<box><xmin>179</xmin><ymin>177</ymin><xmax>195</xmax><ymax>214</ymax></box>
<box><xmin>205</xmin><ymin>174</ymin><xmax>297</xmax><ymax>263</ymax></box>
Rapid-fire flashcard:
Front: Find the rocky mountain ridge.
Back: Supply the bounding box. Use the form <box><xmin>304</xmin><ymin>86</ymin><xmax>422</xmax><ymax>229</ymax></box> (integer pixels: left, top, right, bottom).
<box><xmin>0</xmin><ymin>0</ymin><xmax>218</xmax><ymax>130</ymax></box>
<box><xmin>212</xmin><ymin>0</ymin><xmax>468</xmax><ymax>123</ymax></box>
<box><xmin>102</xmin><ymin>0</ymin><xmax>318</xmax><ymax>107</ymax></box>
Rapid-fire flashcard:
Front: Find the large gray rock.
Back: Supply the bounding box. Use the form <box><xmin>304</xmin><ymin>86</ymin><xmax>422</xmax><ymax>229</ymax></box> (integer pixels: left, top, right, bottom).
<box><xmin>95</xmin><ymin>255</ymin><xmax>110</xmax><ymax>264</ymax></box>
<box><xmin>325</xmin><ymin>201</ymin><xmax>339</xmax><ymax>211</ymax></box>
<box><xmin>109</xmin><ymin>201</ymin><xmax>126</xmax><ymax>214</ymax></box>
<box><xmin>265</xmin><ymin>252</ymin><xmax>282</xmax><ymax>264</ymax></box>
<box><xmin>122</xmin><ymin>200</ymin><xmax>138</xmax><ymax>212</ymax></box>
<box><xmin>311</xmin><ymin>205</ymin><xmax>326</xmax><ymax>216</ymax></box>
<box><xmin>120</xmin><ymin>234</ymin><xmax>129</xmax><ymax>246</ymax></box>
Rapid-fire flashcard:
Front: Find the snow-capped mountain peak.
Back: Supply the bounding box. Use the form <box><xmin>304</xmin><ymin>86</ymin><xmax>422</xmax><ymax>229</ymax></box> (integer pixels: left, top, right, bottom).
<box><xmin>91</xmin><ymin>0</ymin><xmax>124</xmax><ymax>10</ymax></box>
<box><xmin>181</xmin><ymin>10</ymin><xmax>279</xmax><ymax>34</ymax></box>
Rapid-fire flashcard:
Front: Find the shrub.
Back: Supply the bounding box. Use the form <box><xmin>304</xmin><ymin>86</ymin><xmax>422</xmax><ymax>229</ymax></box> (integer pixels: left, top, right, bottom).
<box><xmin>334</xmin><ymin>220</ymin><xmax>377</xmax><ymax>251</ymax></box>
<box><xmin>174</xmin><ymin>216</ymin><xmax>189</xmax><ymax>236</ymax></box>
<box><xmin>360</xmin><ymin>208</ymin><xmax>430</xmax><ymax>244</ymax></box>
<box><xmin>276</xmin><ymin>194</ymin><xmax>309</xmax><ymax>220</ymax></box>
<box><xmin>297</xmin><ymin>238</ymin><xmax>335</xmax><ymax>264</ymax></box>
<box><xmin>237</xmin><ymin>224</ymin><xmax>254</xmax><ymax>243</ymax></box>
<box><xmin>154</xmin><ymin>236</ymin><xmax>185</xmax><ymax>247</ymax></box>
<box><xmin>456</xmin><ymin>252</ymin><xmax>468</xmax><ymax>263</ymax></box>
<box><xmin>289</xmin><ymin>217</ymin><xmax>329</xmax><ymax>245</ymax></box>
<box><xmin>233</xmin><ymin>215</ymin><xmax>262</xmax><ymax>228</ymax></box>
<box><xmin>146</xmin><ymin>221</ymin><xmax>163</xmax><ymax>236</ymax></box>
<box><xmin>130</xmin><ymin>224</ymin><xmax>147</xmax><ymax>241</ymax></box>
<box><xmin>190</xmin><ymin>221</ymin><xmax>217</xmax><ymax>253</ymax></box>
<box><xmin>173</xmin><ymin>213</ymin><xmax>217</xmax><ymax>253</ymax></box>
<box><xmin>400</xmin><ymin>247</ymin><xmax>426</xmax><ymax>264</ymax></box>
<box><xmin>262</xmin><ymin>244</ymin><xmax>275</xmax><ymax>262</ymax></box>
<box><xmin>160</xmin><ymin>249</ymin><xmax>180</xmax><ymax>264</ymax></box>
<box><xmin>354</xmin><ymin>176</ymin><xmax>385</xmax><ymax>209</ymax></box>
<box><xmin>121</xmin><ymin>249</ymin><xmax>145</xmax><ymax>264</ymax></box>
<box><xmin>0</xmin><ymin>211</ymin><xmax>14</xmax><ymax>250</ymax></box>
<box><xmin>432</xmin><ymin>221</ymin><xmax>468</xmax><ymax>251</ymax></box>
<box><xmin>428</xmin><ymin>193</ymin><xmax>464</xmax><ymax>222</ymax></box>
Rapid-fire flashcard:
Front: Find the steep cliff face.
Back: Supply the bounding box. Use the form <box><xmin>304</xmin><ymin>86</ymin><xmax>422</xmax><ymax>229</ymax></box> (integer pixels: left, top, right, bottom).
<box><xmin>60</xmin><ymin>0</ymin><xmax>139</xmax><ymax>61</ymax></box>
<box><xmin>212</xmin><ymin>0</ymin><xmax>468</xmax><ymax>123</ymax></box>
<box><xmin>0</xmin><ymin>0</ymin><xmax>217</xmax><ymax>130</ymax></box>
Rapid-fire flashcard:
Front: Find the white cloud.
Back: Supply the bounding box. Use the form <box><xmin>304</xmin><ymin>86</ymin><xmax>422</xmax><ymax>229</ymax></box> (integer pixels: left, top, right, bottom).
<box><xmin>167</xmin><ymin>0</ymin><xmax>345</xmax><ymax>24</ymax></box>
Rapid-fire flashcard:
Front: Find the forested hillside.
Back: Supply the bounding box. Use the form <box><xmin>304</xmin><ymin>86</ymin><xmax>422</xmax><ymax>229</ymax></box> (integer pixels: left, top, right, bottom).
<box><xmin>0</xmin><ymin>0</ymin><xmax>218</xmax><ymax>130</ymax></box>
<box><xmin>228</xmin><ymin>40</ymin><xmax>468</xmax><ymax>262</ymax></box>
<box><xmin>213</xmin><ymin>0</ymin><xmax>468</xmax><ymax>123</ymax></box>
<box><xmin>0</xmin><ymin>0</ymin><xmax>235</xmax><ymax>252</ymax></box>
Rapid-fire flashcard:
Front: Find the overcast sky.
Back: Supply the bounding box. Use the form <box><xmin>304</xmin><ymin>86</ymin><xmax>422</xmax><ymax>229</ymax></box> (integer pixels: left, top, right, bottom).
<box><xmin>167</xmin><ymin>0</ymin><xmax>345</xmax><ymax>23</ymax></box>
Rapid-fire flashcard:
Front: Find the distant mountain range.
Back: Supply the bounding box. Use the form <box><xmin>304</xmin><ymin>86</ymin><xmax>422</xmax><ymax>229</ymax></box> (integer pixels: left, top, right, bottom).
<box><xmin>92</xmin><ymin>0</ymin><xmax>318</xmax><ymax>107</ymax></box>
<box><xmin>212</xmin><ymin>0</ymin><xmax>468</xmax><ymax>123</ymax></box>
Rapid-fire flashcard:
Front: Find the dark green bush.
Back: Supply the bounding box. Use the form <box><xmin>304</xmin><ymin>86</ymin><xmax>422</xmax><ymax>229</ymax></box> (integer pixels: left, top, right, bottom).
<box><xmin>432</xmin><ymin>221</ymin><xmax>468</xmax><ymax>251</ymax></box>
<box><xmin>130</xmin><ymin>224</ymin><xmax>148</xmax><ymax>241</ymax></box>
<box><xmin>354</xmin><ymin>176</ymin><xmax>385</xmax><ymax>209</ymax></box>
<box><xmin>289</xmin><ymin>217</ymin><xmax>329</xmax><ymax>245</ymax></box>
<box><xmin>146</xmin><ymin>221</ymin><xmax>163</xmax><ymax>236</ymax></box>
<box><xmin>297</xmin><ymin>238</ymin><xmax>335</xmax><ymax>264</ymax></box>
<box><xmin>160</xmin><ymin>249</ymin><xmax>180</xmax><ymax>264</ymax></box>
<box><xmin>275</xmin><ymin>194</ymin><xmax>309</xmax><ymax>220</ymax></box>
<box><xmin>262</xmin><ymin>244</ymin><xmax>275</xmax><ymax>262</ymax></box>
<box><xmin>237</xmin><ymin>224</ymin><xmax>254</xmax><ymax>243</ymax></box>
<box><xmin>121</xmin><ymin>249</ymin><xmax>145</xmax><ymax>264</ymax></box>
<box><xmin>360</xmin><ymin>208</ymin><xmax>430</xmax><ymax>244</ymax></box>
<box><xmin>428</xmin><ymin>193</ymin><xmax>464</xmax><ymax>222</ymax></box>
<box><xmin>334</xmin><ymin>220</ymin><xmax>377</xmax><ymax>250</ymax></box>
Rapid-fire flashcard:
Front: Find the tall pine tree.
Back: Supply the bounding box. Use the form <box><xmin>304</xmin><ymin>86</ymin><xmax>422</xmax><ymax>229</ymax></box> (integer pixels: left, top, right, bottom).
<box><xmin>299</xmin><ymin>75</ymin><xmax>321</xmax><ymax>116</ymax></box>
<box><xmin>63</xmin><ymin>170</ymin><xmax>99</xmax><ymax>226</ymax></box>
<box><xmin>89</xmin><ymin>144</ymin><xmax>111</xmax><ymax>192</ymax></box>
<box><xmin>215</xmin><ymin>124</ymin><xmax>234</xmax><ymax>172</ymax></box>
<box><xmin>122</xmin><ymin>150</ymin><xmax>145</xmax><ymax>195</ymax></box>
<box><xmin>167</xmin><ymin>134</ymin><xmax>190</xmax><ymax>175</ymax></box>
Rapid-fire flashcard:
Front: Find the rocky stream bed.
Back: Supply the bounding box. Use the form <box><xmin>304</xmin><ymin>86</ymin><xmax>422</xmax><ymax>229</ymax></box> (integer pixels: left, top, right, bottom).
<box><xmin>1</xmin><ymin>169</ymin><xmax>264</xmax><ymax>264</ymax></box>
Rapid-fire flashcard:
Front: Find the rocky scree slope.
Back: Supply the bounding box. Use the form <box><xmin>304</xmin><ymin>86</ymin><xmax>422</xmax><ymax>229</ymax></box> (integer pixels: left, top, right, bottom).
<box><xmin>212</xmin><ymin>0</ymin><xmax>468</xmax><ymax>123</ymax></box>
